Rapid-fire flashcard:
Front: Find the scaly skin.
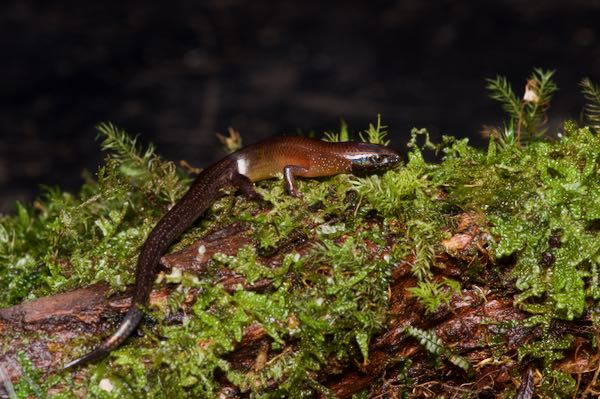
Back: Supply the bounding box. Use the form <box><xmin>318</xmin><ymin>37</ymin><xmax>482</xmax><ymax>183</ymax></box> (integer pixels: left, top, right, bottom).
<box><xmin>63</xmin><ymin>136</ymin><xmax>401</xmax><ymax>370</ymax></box>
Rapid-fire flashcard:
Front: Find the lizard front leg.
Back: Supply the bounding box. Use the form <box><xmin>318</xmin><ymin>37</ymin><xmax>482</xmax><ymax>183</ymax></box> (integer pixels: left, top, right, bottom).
<box><xmin>283</xmin><ymin>165</ymin><xmax>310</xmax><ymax>198</ymax></box>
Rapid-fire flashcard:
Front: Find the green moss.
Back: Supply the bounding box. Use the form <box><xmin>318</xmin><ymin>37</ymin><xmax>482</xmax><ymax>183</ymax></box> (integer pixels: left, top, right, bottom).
<box><xmin>518</xmin><ymin>336</ymin><xmax>577</xmax><ymax>397</ymax></box>
<box><xmin>406</xmin><ymin>278</ymin><xmax>461</xmax><ymax>314</ymax></box>
<box><xmin>0</xmin><ymin>124</ymin><xmax>190</xmax><ymax>308</ymax></box>
<box><xmin>13</xmin><ymin>352</ymin><xmax>63</xmax><ymax>399</ymax></box>
<box><xmin>445</xmin><ymin>124</ymin><xmax>600</xmax><ymax>320</ymax></box>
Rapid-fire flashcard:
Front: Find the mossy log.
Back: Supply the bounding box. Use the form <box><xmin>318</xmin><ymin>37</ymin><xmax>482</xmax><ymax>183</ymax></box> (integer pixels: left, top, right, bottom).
<box><xmin>1</xmin><ymin>216</ymin><xmax>595</xmax><ymax>398</ymax></box>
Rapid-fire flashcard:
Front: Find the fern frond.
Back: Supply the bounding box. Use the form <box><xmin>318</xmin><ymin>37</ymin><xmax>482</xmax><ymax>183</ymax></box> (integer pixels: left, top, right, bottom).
<box><xmin>95</xmin><ymin>123</ymin><xmax>186</xmax><ymax>205</ymax></box>
<box><xmin>486</xmin><ymin>69</ymin><xmax>558</xmax><ymax>145</ymax></box>
<box><xmin>531</xmin><ymin>68</ymin><xmax>558</xmax><ymax>107</ymax></box>
<box><xmin>96</xmin><ymin>122</ymin><xmax>155</xmax><ymax>168</ymax></box>
<box><xmin>523</xmin><ymin>69</ymin><xmax>558</xmax><ymax>137</ymax></box>
<box><xmin>580</xmin><ymin>77</ymin><xmax>600</xmax><ymax>132</ymax></box>
<box><xmin>486</xmin><ymin>76</ymin><xmax>521</xmax><ymax>121</ymax></box>
<box><xmin>404</xmin><ymin>326</ymin><xmax>470</xmax><ymax>371</ymax></box>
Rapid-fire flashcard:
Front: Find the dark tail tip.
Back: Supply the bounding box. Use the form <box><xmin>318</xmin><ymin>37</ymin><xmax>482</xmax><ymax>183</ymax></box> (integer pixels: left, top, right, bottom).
<box><xmin>62</xmin><ymin>308</ymin><xmax>143</xmax><ymax>371</ymax></box>
<box><xmin>62</xmin><ymin>347</ymin><xmax>107</xmax><ymax>371</ymax></box>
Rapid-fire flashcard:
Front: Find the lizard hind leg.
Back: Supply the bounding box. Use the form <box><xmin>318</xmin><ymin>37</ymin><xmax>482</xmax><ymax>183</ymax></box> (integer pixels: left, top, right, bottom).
<box><xmin>230</xmin><ymin>172</ymin><xmax>263</xmax><ymax>201</ymax></box>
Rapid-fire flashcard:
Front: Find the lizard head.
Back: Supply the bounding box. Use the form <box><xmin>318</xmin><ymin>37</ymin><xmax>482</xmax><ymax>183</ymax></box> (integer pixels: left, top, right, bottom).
<box><xmin>347</xmin><ymin>143</ymin><xmax>402</xmax><ymax>173</ymax></box>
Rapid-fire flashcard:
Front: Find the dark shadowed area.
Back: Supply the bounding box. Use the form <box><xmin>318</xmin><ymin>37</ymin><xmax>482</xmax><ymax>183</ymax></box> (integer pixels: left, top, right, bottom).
<box><xmin>1</xmin><ymin>0</ymin><xmax>599</xmax><ymax>212</ymax></box>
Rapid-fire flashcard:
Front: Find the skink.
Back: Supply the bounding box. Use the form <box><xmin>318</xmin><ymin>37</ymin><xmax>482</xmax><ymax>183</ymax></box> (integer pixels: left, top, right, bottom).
<box><xmin>63</xmin><ymin>136</ymin><xmax>401</xmax><ymax>369</ymax></box>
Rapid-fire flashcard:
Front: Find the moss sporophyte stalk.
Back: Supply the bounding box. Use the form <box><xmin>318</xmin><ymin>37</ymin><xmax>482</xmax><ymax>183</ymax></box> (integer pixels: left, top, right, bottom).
<box><xmin>1</xmin><ymin>70</ymin><xmax>600</xmax><ymax>397</ymax></box>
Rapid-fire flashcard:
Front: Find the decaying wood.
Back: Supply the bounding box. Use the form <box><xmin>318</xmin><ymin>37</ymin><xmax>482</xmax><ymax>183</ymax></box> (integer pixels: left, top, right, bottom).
<box><xmin>0</xmin><ymin>215</ymin><xmax>595</xmax><ymax>397</ymax></box>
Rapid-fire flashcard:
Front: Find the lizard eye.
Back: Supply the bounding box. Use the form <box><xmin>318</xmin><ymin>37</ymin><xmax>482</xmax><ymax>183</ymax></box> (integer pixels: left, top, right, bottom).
<box><xmin>370</xmin><ymin>154</ymin><xmax>382</xmax><ymax>163</ymax></box>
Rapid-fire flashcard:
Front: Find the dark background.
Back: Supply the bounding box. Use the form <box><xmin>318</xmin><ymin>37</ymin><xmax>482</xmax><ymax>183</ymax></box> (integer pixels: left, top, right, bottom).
<box><xmin>1</xmin><ymin>0</ymin><xmax>599</xmax><ymax>213</ymax></box>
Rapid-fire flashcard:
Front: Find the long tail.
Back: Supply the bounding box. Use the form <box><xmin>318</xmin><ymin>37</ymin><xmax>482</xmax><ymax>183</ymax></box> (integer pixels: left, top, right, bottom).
<box><xmin>62</xmin><ymin>307</ymin><xmax>143</xmax><ymax>370</ymax></box>
<box><xmin>62</xmin><ymin>159</ymin><xmax>233</xmax><ymax>370</ymax></box>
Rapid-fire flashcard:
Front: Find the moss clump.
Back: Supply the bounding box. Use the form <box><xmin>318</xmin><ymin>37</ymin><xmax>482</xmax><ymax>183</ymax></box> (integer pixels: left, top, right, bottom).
<box><xmin>433</xmin><ymin>123</ymin><xmax>600</xmax><ymax>321</ymax></box>
<box><xmin>0</xmin><ymin>124</ymin><xmax>190</xmax><ymax>308</ymax></box>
